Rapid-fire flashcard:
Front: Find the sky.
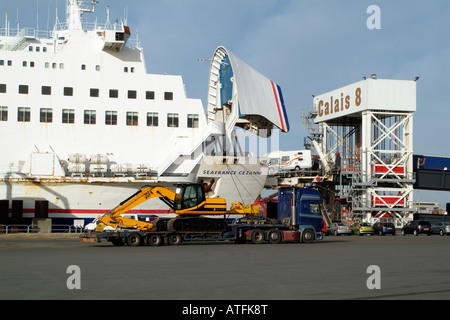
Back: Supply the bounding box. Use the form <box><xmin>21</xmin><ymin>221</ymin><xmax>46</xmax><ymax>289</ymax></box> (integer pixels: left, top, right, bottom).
<box><xmin>1</xmin><ymin>0</ymin><xmax>450</xmax><ymax>206</ymax></box>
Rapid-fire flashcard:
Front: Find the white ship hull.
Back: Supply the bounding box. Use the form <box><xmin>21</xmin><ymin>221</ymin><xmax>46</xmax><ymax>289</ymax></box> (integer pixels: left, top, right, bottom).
<box><xmin>0</xmin><ymin>1</ymin><xmax>288</xmax><ymax>228</ymax></box>
<box><xmin>1</xmin><ymin>156</ymin><xmax>267</xmax><ymax>226</ymax></box>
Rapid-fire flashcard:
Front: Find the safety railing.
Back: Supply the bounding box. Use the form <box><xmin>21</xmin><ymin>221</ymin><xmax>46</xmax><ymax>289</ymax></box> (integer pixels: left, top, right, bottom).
<box><xmin>0</xmin><ymin>224</ymin><xmax>84</xmax><ymax>234</ymax></box>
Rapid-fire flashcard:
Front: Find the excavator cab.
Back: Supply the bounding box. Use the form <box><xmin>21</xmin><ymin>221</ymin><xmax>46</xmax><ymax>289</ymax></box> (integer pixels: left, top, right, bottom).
<box><xmin>175</xmin><ymin>183</ymin><xmax>206</xmax><ymax>210</ymax></box>
<box><xmin>96</xmin><ymin>182</ymin><xmax>228</xmax><ymax>233</ymax></box>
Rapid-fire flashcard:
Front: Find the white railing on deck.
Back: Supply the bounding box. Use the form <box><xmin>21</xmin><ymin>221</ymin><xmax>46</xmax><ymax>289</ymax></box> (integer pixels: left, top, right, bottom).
<box><xmin>0</xmin><ymin>224</ymin><xmax>84</xmax><ymax>234</ymax></box>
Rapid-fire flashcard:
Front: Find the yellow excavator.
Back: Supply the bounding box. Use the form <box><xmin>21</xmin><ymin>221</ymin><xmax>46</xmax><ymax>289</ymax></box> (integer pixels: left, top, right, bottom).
<box><xmin>95</xmin><ymin>183</ymin><xmax>231</xmax><ymax>233</ymax></box>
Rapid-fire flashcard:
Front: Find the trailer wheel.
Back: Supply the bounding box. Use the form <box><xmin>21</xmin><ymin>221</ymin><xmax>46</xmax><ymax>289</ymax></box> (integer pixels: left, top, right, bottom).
<box><xmin>250</xmin><ymin>229</ymin><xmax>264</xmax><ymax>244</ymax></box>
<box><xmin>147</xmin><ymin>234</ymin><xmax>163</xmax><ymax>247</ymax></box>
<box><xmin>302</xmin><ymin>229</ymin><xmax>315</xmax><ymax>243</ymax></box>
<box><xmin>126</xmin><ymin>233</ymin><xmax>142</xmax><ymax>247</ymax></box>
<box><xmin>267</xmin><ymin>230</ymin><xmax>282</xmax><ymax>244</ymax></box>
<box><xmin>167</xmin><ymin>234</ymin><xmax>183</xmax><ymax>246</ymax></box>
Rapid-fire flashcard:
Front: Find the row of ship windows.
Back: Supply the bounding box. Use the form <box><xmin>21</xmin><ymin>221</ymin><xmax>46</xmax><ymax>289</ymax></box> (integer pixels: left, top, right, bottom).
<box><xmin>0</xmin><ymin>84</ymin><xmax>173</xmax><ymax>100</ymax></box>
<box><xmin>1</xmin><ymin>58</ymin><xmax>135</xmax><ymax>73</ymax></box>
<box><xmin>28</xmin><ymin>46</ymin><xmax>48</xmax><ymax>53</ymax></box>
<box><xmin>0</xmin><ymin>107</ymin><xmax>199</xmax><ymax>128</ymax></box>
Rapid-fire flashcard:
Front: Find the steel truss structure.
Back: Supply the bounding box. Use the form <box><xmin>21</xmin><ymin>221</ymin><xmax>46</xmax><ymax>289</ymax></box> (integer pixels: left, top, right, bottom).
<box><xmin>307</xmin><ymin>79</ymin><xmax>416</xmax><ymax>226</ymax></box>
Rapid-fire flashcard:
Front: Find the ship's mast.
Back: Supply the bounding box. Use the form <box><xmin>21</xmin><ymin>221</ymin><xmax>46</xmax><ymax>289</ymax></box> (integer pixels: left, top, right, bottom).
<box><xmin>66</xmin><ymin>0</ymin><xmax>98</xmax><ymax>30</ymax></box>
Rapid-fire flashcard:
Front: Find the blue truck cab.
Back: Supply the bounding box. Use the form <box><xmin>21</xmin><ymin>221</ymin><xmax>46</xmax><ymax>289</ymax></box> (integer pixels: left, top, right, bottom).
<box><xmin>277</xmin><ymin>187</ymin><xmax>324</xmax><ymax>240</ymax></box>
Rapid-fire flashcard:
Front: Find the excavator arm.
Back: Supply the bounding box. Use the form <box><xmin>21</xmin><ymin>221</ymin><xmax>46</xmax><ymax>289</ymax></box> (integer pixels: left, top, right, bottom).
<box><xmin>97</xmin><ymin>186</ymin><xmax>177</xmax><ymax>231</ymax></box>
<box><xmin>95</xmin><ymin>183</ymin><xmax>230</xmax><ymax>232</ymax></box>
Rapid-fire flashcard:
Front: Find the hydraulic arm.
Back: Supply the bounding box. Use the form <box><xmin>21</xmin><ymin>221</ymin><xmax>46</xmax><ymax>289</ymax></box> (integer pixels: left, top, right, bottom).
<box><xmin>96</xmin><ymin>183</ymin><xmax>230</xmax><ymax>232</ymax></box>
<box><xmin>97</xmin><ymin>186</ymin><xmax>177</xmax><ymax>231</ymax></box>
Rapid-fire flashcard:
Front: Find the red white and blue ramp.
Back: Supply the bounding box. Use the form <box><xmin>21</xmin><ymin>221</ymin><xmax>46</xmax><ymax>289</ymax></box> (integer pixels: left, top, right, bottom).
<box><xmin>207</xmin><ymin>46</ymin><xmax>289</xmax><ymax>135</ymax></box>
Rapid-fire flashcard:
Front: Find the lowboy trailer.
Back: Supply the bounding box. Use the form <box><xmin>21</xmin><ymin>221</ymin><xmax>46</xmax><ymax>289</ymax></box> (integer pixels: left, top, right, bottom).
<box><xmin>80</xmin><ymin>186</ymin><xmax>324</xmax><ymax>246</ymax></box>
<box><xmin>81</xmin><ymin>221</ymin><xmax>322</xmax><ymax>246</ymax></box>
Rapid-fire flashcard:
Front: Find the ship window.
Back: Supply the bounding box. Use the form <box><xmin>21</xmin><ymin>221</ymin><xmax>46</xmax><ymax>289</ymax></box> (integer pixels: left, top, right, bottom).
<box><xmin>0</xmin><ymin>60</ymin><xmax>3</xmax><ymax>66</ymax></box>
<box><xmin>18</xmin><ymin>107</ymin><xmax>31</xmax><ymax>122</ymax></box>
<box><xmin>41</xmin><ymin>86</ymin><xmax>52</xmax><ymax>95</ymax></box>
<box><xmin>146</xmin><ymin>91</ymin><xmax>155</xmax><ymax>100</ymax></box>
<box><xmin>29</xmin><ymin>46</ymin><xmax>33</xmax><ymax>52</ymax></box>
<box><xmin>7</xmin><ymin>60</ymin><xmax>12</xmax><ymax>66</ymax></box>
<box><xmin>84</xmin><ymin>110</ymin><xmax>96</xmax><ymax>125</ymax></box>
<box><xmin>105</xmin><ymin>111</ymin><xmax>118</xmax><ymax>125</ymax></box>
<box><xmin>43</xmin><ymin>47</ymin><xmax>47</xmax><ymax>53</ymax></box>
<box><xmin>62</xmin><ymin>109</ymin><xmax>75</xmax><ymax>124</ymax></box>
<box><xmin>0</xmin><ymin>84</ymin><xmax>6</xmax><ymax>93</ymax></box>
<box><xmin>81</xmin><ymin>64</ymin><xmax>86</xmax><ymax>70</ymax></box>
<box><xmin>36</xmin><ymin>47</ymin><xmax>40</xmax><ymax>52</ymax></box>
<box><xmin>147</xmin><ymin>112</ymin><xmax>159</xmax><ymax>127</ymax></box>
<box><xmin>64</xmin><ymin>87</ymin><xmax>73</xmax><ymax>96</ymax></box>
<box><xmin>90</xmin><ymin>88</ymin><xmax>99</xmax><ymax>97</ymax></box>
<box><xmin>164</xmin><ymin>92</ymin><xmax>174</xmax><ymax>100</ymax></box>
<box><xmin>0</xmin><ymin>107</ymin><xmax>7</xmax><ymax>121</ymax></box>
<box><xmin>124</xmin><ymin>67</ymin><xmax>128</xmax><ymax>73</ymax></box>
<box><xmin>128</xmin><ymin>90</ymin><xmax>137</xmax><ymax>99</ymax></box>
<box><xmin>167</xmin><ymin>113</ymin><xmax>179</xmax><ymax>128</ymax></box>
<box><xmin>96</xmin><ymin>65</ymin><xmax>100</xmax><ymax>71</ymax></box>
<box><xmin>187</xmin><ymin>114</ymin><xmax>199</xmax><ymax>128</ymax></box>
<box><xmin>60</xmin><ymin>63</ymin><xmax>64</xmax><ymax>69</ymax></box>
<box><xmin>45</xmin><ymin>62</ymin><xmax>50</xmax><ymax>68</ymax></box>
<box><xmin>52</xmin><ymin>63</ymin><xmax>57</xmax><ymax>69</ymax></box>
<box><xmin>22</xmin><ymin>61</ymin><xmax>27</xmax><ymax>67</ymax></box>
<box><xmin>109</xmin><ymin>89</ymin><xmax>119</xmax><ymax>98</ymax></box>
<box><xmin>40</xmin><ymin>108</ymin><xmax>53</xmax><ymax>123</ymax></box>
<box><xmin>131</xmin><ymin>67</ymin><xmax>135</xmax><ymax>73</ymax></box>
<box><xmin>126</xmin><ymin>112</ymin><xmax>138</xmax><ymax>126</ymax></box>
<box><xmin>30</xmin><ymin>62</ymin><xmax>35</xmax><ymax>68</ymax></box>
<box><xmin>18</xmin><ymin>85</ymin><xmax>29</xmax><ymax>94</ymax></box>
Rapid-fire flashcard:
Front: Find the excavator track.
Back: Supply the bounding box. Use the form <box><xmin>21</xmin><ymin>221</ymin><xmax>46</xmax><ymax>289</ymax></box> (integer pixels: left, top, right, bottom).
<box><xmin>167</xmin><ymin>217</ymin><xmax>227</xmax><ymax>233</ymax></box>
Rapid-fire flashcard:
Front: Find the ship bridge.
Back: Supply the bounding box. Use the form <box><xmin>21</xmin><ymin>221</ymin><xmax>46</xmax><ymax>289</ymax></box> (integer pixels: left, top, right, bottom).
<box><xmin>207</xmin><ymin>47</ymin><xmax>289</xmax><ymax>144</ymax></box>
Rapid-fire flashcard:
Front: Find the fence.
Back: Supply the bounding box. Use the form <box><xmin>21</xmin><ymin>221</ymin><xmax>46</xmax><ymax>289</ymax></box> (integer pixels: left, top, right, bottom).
<box><xmin>0</xmin><ymin>224</ymin><xmax>84</xmax><ymax>234</ymax></box>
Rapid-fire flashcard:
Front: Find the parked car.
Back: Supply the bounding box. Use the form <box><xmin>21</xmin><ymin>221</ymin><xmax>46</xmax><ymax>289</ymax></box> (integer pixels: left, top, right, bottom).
<box><xmin>373</xmin><ymin>222</ymin><xmax>396</xmax><ymax>236</ymax></box>
<box><xmin>328</xmin><ymin>222</ymin><xmax>352</xmax><ymax>236</ymax></box>
<box><xmin>401</xmin><ymin>220</ymin><xmax>432</xmax><ymax>236</ymax></box>
<box><xmin>351</xmin><ymin>222</ymin><xmax>374</xmax><ymax>236</ymax></box>
<box><xmin>431</xmin><ymin>222</ymin><xmax>450</xmax><ymax>236</ymax></box>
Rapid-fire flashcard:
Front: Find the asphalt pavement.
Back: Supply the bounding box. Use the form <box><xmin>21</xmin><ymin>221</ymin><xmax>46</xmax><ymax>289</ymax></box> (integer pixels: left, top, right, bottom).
<box><xmin>1</xmin><ymin>233</ymin><xmax>450</xmax><ymax>301</ymax></box>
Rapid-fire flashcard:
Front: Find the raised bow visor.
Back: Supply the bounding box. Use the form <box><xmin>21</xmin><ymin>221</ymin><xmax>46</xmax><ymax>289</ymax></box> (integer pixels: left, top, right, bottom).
<box><xmin>207</xmin><ymin>46</ymin><xmax>290</xmax><ymax>138</ymax></box>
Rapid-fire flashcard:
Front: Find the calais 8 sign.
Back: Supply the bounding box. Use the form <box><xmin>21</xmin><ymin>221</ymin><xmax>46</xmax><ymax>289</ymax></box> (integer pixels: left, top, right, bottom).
<box><xmin>314</xmin><ymin>79</ymin><xmax>416</xmax><ymax>123</ymax></box>
<box><xmin>317</xmin><ymin>87</ymin><xmax>362</xmax><ymax>119</ymax></box>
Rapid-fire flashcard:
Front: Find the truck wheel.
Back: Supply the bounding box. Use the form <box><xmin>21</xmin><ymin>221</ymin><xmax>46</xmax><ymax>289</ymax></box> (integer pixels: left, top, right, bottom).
<box><xmin>167</xmin><ymin>234</ymin><xmax>183</xmax><ymax>246</ymax></box>
<box><xmin>250</xmin><ymin>229</ymin><xmax>264</xmax><ymax>244</ymax></box>
<box><xmin>147</xmin><ymin>234</ymin><xmax>163</xmax><ymax>246</ymax></box>
<box><xmin>126</xmin><ymin>233</ymin><xmax>142</xmax><ymax>247</ymax></box>
<box><xmin>268</xmin><ymin>230</ymin><xmax>282</xmax><ymax>244</ymax></box>
<box><xmin>302</xmin><ymin>229</ymin><xmax>315</xmax><ymax>243</ymax></box>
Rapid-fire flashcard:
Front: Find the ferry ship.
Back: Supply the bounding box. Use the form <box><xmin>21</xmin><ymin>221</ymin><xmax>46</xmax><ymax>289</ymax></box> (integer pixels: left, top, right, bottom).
<box><xmin>0</xmin><ymin>0</ymin><xmax>289</xmax><ymax>227</ymax></box>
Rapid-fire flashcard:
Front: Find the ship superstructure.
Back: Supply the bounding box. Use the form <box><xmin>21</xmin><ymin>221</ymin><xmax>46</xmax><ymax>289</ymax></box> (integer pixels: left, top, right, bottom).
<box><xmin>0</xmin><ymin>1</ymin><xmax>289</xmax><ymax>226</ymax></box>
